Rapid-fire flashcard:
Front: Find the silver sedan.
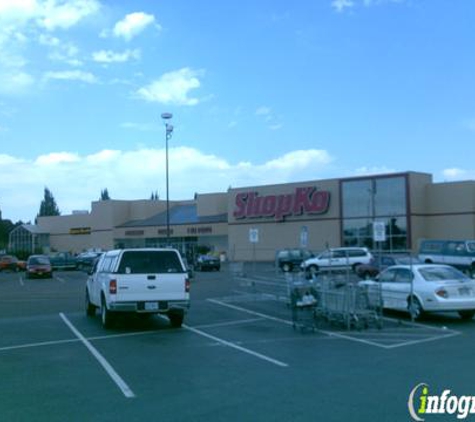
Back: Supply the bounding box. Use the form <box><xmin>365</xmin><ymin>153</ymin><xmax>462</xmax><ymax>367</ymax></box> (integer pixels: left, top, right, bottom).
<box><xmin>359</xmin><ymin>264</ymin><xmax>475</xmax><ymax>320</ymax></box>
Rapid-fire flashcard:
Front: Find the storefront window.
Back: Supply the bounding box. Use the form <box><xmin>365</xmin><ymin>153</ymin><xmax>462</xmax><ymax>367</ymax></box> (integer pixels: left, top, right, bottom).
<box><xmin>342</xmin><ymin>176</ymin><xmax>408</xmax><ymax>251</ymax></box>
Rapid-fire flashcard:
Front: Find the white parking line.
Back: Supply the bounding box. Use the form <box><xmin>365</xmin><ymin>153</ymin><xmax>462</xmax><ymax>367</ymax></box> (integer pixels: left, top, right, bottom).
<box><xmin>194</xmin><ymin>318</ymin><xmax>264</xmax><ymax>329</ymax></box>
<box><xmin>55</xmin><ymin>276</ymin><xmax>66</xmax><ymax>284</ymax></box>
<box><xmin>59</xmin><ymin>313</ymin><xmax>136</xmax><ymax>399</ymax></box>
<box><xmin>183</xmin><ymin>323</ymin><xmax>288</xmax><ymax>368</ymax></box>
<box><xmin>0</xmin><ymin>338</ymin><xmax>79</xmax><ymax>352</ymax></box>
<box><xmin>18</xmin><ymin>276</ymin><xmax>24</xmax><ymax>286</ymax></box>
<box><xmin>0</xmin><ymin>330</ymin><xmax>161</xmax><ymax>353</ymax></box>
<box><xmin>207</xmin><ymin>298</ymin><xmax>461</xmax><ymax>349</ymax></box>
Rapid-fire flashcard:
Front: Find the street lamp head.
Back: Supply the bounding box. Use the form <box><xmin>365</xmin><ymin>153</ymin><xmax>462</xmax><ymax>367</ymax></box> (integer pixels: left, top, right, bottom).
<box><xmin>161</xmin><ymin>112</ymin><xmax>173</xmax><ymax>120</ymax></box>
<box><xmin>166</xmin><ymin>124</ymin><xmax>174</xmax><ymax>135</ymax></box>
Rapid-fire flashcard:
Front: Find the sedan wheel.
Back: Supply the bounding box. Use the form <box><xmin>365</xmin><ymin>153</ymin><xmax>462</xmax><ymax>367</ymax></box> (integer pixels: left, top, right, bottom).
<box><xmin>458</xmin><ymin>310</ymin><xmax>475</xmax><ymax>320</ymax></box>
<box><xmin>408</xmin><ymin>296</ymin><xmax>423</xmax><ymax>320</ymax></box>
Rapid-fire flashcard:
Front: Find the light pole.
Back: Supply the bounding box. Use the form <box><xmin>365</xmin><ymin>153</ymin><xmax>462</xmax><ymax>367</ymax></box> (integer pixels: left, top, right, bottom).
<box><xmin>161</xmin><ymin>112</ymin><xmax>173</xmax><ymax>246</ymax></box>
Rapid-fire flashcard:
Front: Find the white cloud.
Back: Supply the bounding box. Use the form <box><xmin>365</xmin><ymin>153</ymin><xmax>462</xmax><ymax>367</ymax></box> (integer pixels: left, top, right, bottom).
<box><xmin>37</xmin><ymin>0</ymin><xmax>101</xmax><ymax>30</ymax></box>
<box><xmin>255</xmin><ymin>105</ymin><xmax>282</xmax><ymax>129</ymax></box>
<box><xmin>92</xmin><ymin>49</ymin><xmax>141</xmax><ymax>63</ymax></box>
<box><xmin>256</xmin><ymin>106</ymin><xmax>271</xmax><ymax>116</ymax></box>
<box><xmin>331</xmin><ymin>0</ymin><xmax>354</xmax><ymax>12</ymax></box>
<box><xmin>0</xmin><ymin>147</ymin><xmax>334</xmax><ymax>222</ymax></box>
<box><xmin>354</xmin><ymin>166</ymin><xmax>396</xmax><ymax>176</ymax></box>
<box><xmin>0</xmin><ymin>0</ymin><xmax>100</xmax><ymax>28</ymax></box>
<box><xmin>0</xmin><ymin>0</ymin><xmax>37</xmax><ymax>23</ymax></box>
<box><xmin>120</xmin><ymin>122</ymin><xmax>158</xmax><ymax>132</ymax></box>
<box><xmin>35</xmin><ymin>152</ymin><xmax>80</xmax><ymax>165</ymax></box>
<box><xmin>441</xmin><ymin>168</ymin><xmax>471</xmax><ymax>180</ymax></box>
<box><xmin>112</xmin><ymin>12</ymin><xmax>158</xmax><ymax>41</ymax></box>
<box><xmin>136</xmin><ymin>68</ymin><xmax>202</xmax><ymax>106</ymax></box>
<box><xmin>0</xmin><ymin>1</ymin><xmax>100</xmax><ymax>95</ymax></box>
<box><xmin>0</xmin><ymin>71</ymin><xmax>35</xmax><ymax>95</ymax></box>
<box><xmin>43</xmin><ymin>69</ymin><xmax>97</xmax><ymax>83</ymax></box>
<box><xmin>332</xmin><ymin>0</ymin><xmax>404</xmax><ymax>12</ymax></box>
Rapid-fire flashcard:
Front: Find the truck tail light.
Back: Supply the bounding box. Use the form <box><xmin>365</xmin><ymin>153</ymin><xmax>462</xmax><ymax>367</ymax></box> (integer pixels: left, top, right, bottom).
<box><xmin>185</xmin><ymin>278</ymin><xmax>190</xmax><ymax>293</ymax></box>
<box><xmin>109</xmin><ymin>279</ymin><xmax>117</xmax><ymax>295</ymax></box>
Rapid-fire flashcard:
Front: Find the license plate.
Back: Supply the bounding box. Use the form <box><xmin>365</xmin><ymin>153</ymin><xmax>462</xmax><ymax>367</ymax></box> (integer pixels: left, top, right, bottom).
<box><xmin>144</xmin><ymin>302</ymin><xmax>159</xmax><ymax>311</ymax></box>
<box><xmin>459</xmin><ymin>287</ymin><xmax>471</xmax><ymax>296</ymax></box>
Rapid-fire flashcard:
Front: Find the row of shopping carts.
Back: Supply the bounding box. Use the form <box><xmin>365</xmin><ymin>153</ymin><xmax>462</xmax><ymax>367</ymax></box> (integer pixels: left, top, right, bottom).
<box><xmin>290</xmin><ymin>276</ymin><xmax>383</xmax><ymax>331</ymax></box>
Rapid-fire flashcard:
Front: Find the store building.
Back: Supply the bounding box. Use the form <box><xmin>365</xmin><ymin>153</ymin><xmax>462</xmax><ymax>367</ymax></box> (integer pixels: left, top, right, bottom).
<box><xmin>24</xmin><ymin>171</ymin><xmax>475</xmax><ymax>262</ymax></box>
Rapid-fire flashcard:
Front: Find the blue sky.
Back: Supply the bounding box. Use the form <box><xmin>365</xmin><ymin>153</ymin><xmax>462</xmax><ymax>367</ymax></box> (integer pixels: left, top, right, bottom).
<box><xmin>1</xmin><ymin>0</ymin><xmax>475</xmax><ymax>222</ymax></box>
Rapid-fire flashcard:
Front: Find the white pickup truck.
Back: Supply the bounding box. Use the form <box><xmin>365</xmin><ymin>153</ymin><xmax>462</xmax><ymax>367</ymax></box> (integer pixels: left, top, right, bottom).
<box><xmin>85</xmin><ymin>248</ymin><xmax>190</xmax><ymax>329</ymax></box>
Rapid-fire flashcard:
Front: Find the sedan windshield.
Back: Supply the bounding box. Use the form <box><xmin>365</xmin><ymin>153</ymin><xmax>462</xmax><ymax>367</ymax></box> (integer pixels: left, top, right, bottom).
<box><xmin>419</xmin><ymin>266</ymin><xmax>469</xmax><ymax>282</ymax></box>
<box><xmin>30</xmin><ymin>257</ymin><xmax>50</xmax><ymax>265</ymax></box>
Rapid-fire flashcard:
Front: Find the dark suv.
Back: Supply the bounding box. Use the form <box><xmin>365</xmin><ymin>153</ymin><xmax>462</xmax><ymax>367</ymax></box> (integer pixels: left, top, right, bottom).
<box><xmin>276</xmin><ymin>249</ymin><xmax>314</xmax><ymax>272</ymax></box>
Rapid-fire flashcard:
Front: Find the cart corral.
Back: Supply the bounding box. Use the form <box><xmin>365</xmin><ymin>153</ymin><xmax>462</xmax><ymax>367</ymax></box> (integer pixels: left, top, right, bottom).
<box><xmin>226</xmin><ymin>262</ymin><xmax>460</xmax><ymax>347</ymax></box>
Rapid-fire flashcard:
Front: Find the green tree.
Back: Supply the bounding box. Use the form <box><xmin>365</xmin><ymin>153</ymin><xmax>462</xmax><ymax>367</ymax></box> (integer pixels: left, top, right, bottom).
<box><xmin>37</xmin><ymin>187</ymin><xmax>60</xmax><ymax>221</ymax></box>
<box><xmin>0</xmin><ymin>217</ymin><xmax>14</xmax><ymax>251</ymax></box>
<box><xmin>150</xmin><ymin>191</ymin><xmax>159</xmax><ymax>200</ymax></box>
<box><xmin>100</xmin><ymin>188</ymin><xmax>110</xmax><ymax>200</ymax></box>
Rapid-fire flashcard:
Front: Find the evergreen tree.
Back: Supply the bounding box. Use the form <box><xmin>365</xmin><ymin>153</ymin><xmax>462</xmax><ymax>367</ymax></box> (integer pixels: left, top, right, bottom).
<box><xmin>150</xmin><ymin>191</ymin><xmax>159</xmax><ymax>200</ymax></box>
<box><xmin>100</xmin><ymin>188</ymin><xmax>110</xmax><ymax>200</ymax></box>
<box><xmin>0</xmin><ymin>215</ymin><xmax>14</xmax><ymax>251</ymax></box>
<box><xmin>37</xmin><ymin>187</ymin><xmax>60</xmax><ymax>221</ymax></box>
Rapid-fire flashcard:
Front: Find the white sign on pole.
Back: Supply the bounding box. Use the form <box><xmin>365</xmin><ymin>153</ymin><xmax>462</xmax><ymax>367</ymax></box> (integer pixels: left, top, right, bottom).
<box><xmin>373</xmin><ymin>221</ymin><xmax>386</xmax><ymax>242</ymax></box>
<box><xmin>300</xmin><ymin>226</ymin><xmax>308</xmax><ymax>248</ymax></box>
<box><xmin>249</xmin><ymin>228</ymin><xmax>259</xmax><ymax>244</ymax></box>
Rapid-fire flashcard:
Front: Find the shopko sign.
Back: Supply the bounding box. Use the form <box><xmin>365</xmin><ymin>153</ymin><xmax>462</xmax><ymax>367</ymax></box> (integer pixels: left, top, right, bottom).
<box><xmin>233</xmin><ymin>187</ymin><xmax>330</xmax><ymax>221</ymax></box>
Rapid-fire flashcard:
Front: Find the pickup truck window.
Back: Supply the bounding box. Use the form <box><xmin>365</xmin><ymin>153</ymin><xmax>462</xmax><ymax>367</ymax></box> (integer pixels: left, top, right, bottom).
<box><xmin>117</xmin><ymin>251</ymin><xmax>185</xmax><ymax>274</ymax></box>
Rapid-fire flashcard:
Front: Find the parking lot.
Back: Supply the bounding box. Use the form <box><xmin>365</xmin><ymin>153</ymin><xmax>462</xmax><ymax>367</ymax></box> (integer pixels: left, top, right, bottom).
<box><xmin>1</xmin><ymin>267</ymin><xmax>475</xmax><ymax>421</ymax></box>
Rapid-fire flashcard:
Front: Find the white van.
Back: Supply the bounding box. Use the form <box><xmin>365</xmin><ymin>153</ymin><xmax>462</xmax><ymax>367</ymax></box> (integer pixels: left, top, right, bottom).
<box><xmin>300</xmin><ymin>247</ymin><xmax>373</xmax><ymax>275</ymax></box>
<box><xmin>418</xmin><ymin>240</ymin><xmax>475</xmax><ymax>275</ymax></box>
<box><xmin>85</xmin><ymin>248</ymin><xmax>190</xmax><ymax>329</ymax></box>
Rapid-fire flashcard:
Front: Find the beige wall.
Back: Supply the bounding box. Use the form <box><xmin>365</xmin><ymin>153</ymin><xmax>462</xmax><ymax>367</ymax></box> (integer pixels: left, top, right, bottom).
<box><xmin>38</xmin><ymin>213</ymin><xmax>93</xmax><ymax>253</ymax></box>
<box><xmin>420</xmin><ymin>181</ymin><xmax>475</xmax><ymax>242</ymax></box>
<box><xmin>197</xmin><ymin>192</ymin><xmax>228</xmax><ymax>216</ymax></box>
<box><xmin>406</xmin><ymin>172</ymin><xmax>432</xmax><ymax>251</ymax></box>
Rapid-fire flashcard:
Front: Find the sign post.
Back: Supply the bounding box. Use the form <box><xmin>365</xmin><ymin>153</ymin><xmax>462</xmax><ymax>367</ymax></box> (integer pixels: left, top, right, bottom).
<box><xmin>249</xmin><ymin>228</ymin><xmax>259</xmax><ymax>274</ymax></box>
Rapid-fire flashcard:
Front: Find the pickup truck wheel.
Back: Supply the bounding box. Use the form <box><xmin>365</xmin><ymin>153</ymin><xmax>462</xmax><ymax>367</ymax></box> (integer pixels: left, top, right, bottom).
<box><xmin>85</xmin><ymin>290</ymin><xmax>96</xmax><ymax>317</ymax></box>
<box><xmin>101</xmin><ymin>298</ymin><xmax>114</xmax><ymax>329</ymax></box>
<box><xmin>168</xmin><ymin>311</ymin><xmax>184</xmax><ymax>328</ymax></box>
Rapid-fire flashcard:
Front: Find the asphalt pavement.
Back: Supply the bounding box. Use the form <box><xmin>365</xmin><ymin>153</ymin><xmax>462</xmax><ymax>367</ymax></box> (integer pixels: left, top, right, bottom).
<box><xmin>1</xmin><ymin>267</ymin><xmax>474</xmax><ymax>422</ymax></box>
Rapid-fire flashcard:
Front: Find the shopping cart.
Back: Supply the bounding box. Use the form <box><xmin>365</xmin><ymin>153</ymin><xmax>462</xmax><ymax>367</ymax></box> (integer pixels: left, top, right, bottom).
<box><xmin>289</xmin><ymin>277</ymin><xmax>318</xmax><ymax>332</ymax></box>
<box><xmin>315</xmin><ymin>280</ymin><xmax>383</xmax><ymax>330</ymax></box>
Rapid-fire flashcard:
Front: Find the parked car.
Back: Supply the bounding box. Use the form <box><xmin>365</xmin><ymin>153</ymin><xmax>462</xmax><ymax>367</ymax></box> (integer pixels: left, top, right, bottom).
<box><xmin>76</xmin><ymin>252</ymin><xmax>103</xmax><ymax>272</ymax></box>
<box><xmin>419</xmin><ymin>239</ymin><xmax>475</xmax><ymax>276</ymax></box>
<box><xmin>86</xmin><ymin>248</ymin><xmax>190</xmax><ymax>328</ymax></box>
<box><xmin>26</xmin><ymin>255</ymin><xmax>53</xmax><ymax>279</ymax></box>
<box><xmin>195</xmin><ymin>254</ymin><xmax>221</xmax><ymax>271</ymax></box>
<box><xmin>301</xmin><ymin>247</ymin><xmax>373</xmax><ymax>276</ymax></box>
<box><xmin>49</xmin><ymin>252</ymin><xmax>77</xmax><ymax>270</ymax></box>
<box><xmin>275</xmin><ymin>248</ymin><xmax>314</xmax><ymax>272</ymax></box>
<box><xmin>0</xmin><ymin>255</ymin><xmax>26</xmax><ymax>272</ymax></box>
<box><xmin>356</xmin><ymin>255</ymin><xmax>422</xmax><ymax>279</ymax></box>
<box><xmin>359</xmin><ymin>264</ymin><xmax>475</xmax><ymax>320</ymax></box>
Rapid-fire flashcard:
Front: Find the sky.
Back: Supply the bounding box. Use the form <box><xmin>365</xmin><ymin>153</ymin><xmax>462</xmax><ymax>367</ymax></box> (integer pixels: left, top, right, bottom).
<box><xmin>1</xmin><ymin>0</ymin><xmax>475</xmax><ymax>223</ymax></box>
